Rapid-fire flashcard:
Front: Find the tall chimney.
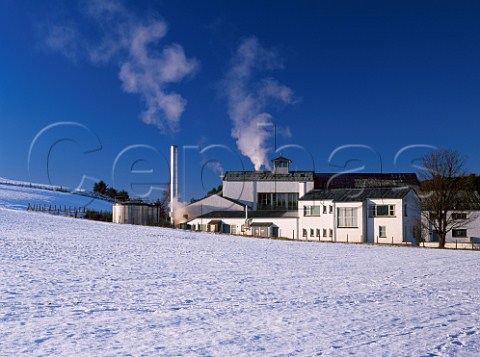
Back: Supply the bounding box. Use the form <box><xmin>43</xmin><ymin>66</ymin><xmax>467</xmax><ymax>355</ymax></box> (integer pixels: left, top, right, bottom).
<box><xmin>170</xmin><ymin>145</ymin><xmax>178</xmax><ymax>224</ymax></box>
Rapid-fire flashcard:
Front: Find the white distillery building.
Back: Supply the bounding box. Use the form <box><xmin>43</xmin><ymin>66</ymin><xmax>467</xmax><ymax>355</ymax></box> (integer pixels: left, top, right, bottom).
<box><xmin>185</xmin><ymin>156</ymin><xmax>422</xmax><ymax>243</ymax></box>
<box><xmin>188</xmin><ymin>187</ymin><xmax>419</xmax><ymax>243</ymax></box>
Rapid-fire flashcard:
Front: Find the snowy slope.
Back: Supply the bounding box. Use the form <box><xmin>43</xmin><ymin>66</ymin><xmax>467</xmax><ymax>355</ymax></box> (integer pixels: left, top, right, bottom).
<box><xmin>0</xmin><ymin>182</ymin><xmax>111</xmax><ymax>211</ymax></box>
<box><xmin>1</xmin><ymin>208</ymin><xmax>479</xmax><ymax>356</ymax></box>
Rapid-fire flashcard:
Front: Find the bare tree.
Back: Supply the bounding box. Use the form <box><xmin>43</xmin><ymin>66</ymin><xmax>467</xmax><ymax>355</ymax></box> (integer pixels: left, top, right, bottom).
<box><xmin>419</xmin><ymin>149</ymin><xmax>479</xmax><ymax>248</ymax></box>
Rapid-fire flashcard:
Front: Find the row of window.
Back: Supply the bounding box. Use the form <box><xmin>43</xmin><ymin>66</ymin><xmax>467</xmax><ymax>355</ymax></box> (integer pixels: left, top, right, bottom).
<box><xmin>431</xmin><ymin>229</ymin><xmax>468</xmax><ymax>240</ymax></box>
<box><xmin>303</xmin><ymin>205</ymin><xmax>333</xmax><ymax>216</ymax></box>
<box><xmin>368</xmin><ymin>204</ymin><xmax>396</xmax><ymax>217</ymax></box>
<box><xmin>302</xmin><ymin>228</ymin><xmax>333</xmax><ymax>238</ymax></box>
<box><xmin>304</xmin><ymin>204</ymin><xmax>401</xmax><ymax>219</ymax></box>
<box><xmin>430</xmin><ymin>212</ymin><xmax>469</xmax><ymax>221</ymax></box>
<box><xmin>258</xmin><ymin>192</ymin><xmax>299</xmax><ymax>210</ymax></box>
<box><xmin>302</xmin><ymin>226</ymin><xmax>389</xmax><ymax>238</ymax></box>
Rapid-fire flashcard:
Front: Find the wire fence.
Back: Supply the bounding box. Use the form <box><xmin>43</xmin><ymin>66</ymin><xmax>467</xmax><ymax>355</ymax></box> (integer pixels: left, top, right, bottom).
<box><xmin>27</xmin><ymin>203</ymin><xmax>87</xmax><ymax>218</ymax></box>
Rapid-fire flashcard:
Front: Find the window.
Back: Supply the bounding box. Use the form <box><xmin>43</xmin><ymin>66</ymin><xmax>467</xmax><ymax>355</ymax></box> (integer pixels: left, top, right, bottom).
<box><xmin>369</xmin><ymin>204</ymin><xmax>395</xmax><ymax>217</ymax></box>
<box><xmin>329</xmin><ymin>229</ymin><xmax>333</xmax><ymax>237</ymax></box>
<box><xmin>302</xmin><ymin>229</ymin><xmax>307</xmax><ymax>238</ymax></box>
<box><xmin>337</xmin><ymin>207</ymin><xmax>358</xmax><ymax>227</ymax></box>
<box><xmin>231</xmin><ymin>225</ymin><xmax>236</xmax><ymax>234</ymax></box>
<box><xmin>323</xmin><ymin>205</ymin><xmax>327</xmax><ymax>214</ymax></box>
<box><xmin>258</xmin><ymin>192</ymin><xmax>298</xmax><ymax>210</ymax></box>
<box><xmin>199</xmin><ymin>224</ymin><xmax>207</xmax><ymax>232</ymax></box>
<box><xmin>329</xmin><ymin>205</ymin><xmax>333</xmax><ymax>214</ymax></box>
<box><xmin>323</xmin><ymin>229</ymin><xmax>327</xmax><ymax>237</ymax></box>
<box><xmin>452</xmin><ymin>213</ymin><xmax>467</xmax><ymax>221</ymax></box>
<box><xmin>452</xmin><ymin>229</ymin><xmax>467</xmax><ymax>238</ymax></box>
<box><xmin>316</xmin><ymin>229</ymin><xmax>320</xmax><ymax>237</ymax></box>
<box><xmin>310</xmin><ymin>229</ymin><xmax>314</xmax><ymax>237</ymax></box>
<box><xmin>379</xmin><ymin>225</ymin><xmax>387</xmax><ymax>238</ymax></box>
<box><xmin>304</xmin><ymin>205</ymin><xmax>321</xmax><ymax>216</ymax></box>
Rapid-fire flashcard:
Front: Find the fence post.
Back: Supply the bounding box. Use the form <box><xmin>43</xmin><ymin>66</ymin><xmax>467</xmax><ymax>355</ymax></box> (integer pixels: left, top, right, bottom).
<box><xmin>392</xmin><ymin>236</ymin><xmax>394</xmax><ymax>245</ymax></box>
<box><xmin>456</xmin><ymin>240</ymin><xmax>458</xmax><ymax>250</ymax></box>
<box><xmin>347</xmin><ymin>234</ymin><xmax>349</xmax><ymax>243</ymax></box>
<box><xmin>376</xmin><ymin>235</ymin><xmax>379</xmax><ymax>244</ymax></box>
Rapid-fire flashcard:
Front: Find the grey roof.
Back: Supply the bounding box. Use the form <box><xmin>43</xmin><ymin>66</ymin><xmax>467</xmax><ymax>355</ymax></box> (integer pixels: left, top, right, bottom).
<box><xmin>207</xmin><ymin>220</ymin><xmax>223</xmax><ymax>225</ymax></box>
<box><xmin>300</xmin><ymin>187</ymin><xmax>413</xmax><ymax>202</ymax></box>
<box><xmin>113</xmin><ymin>200</ymin><xmax>157</xmax><ymax>207</ymax></box>
<box><xmin>223</xmin><ymin>171</ymin><xmax>314</xmax><ymax>182</ymax></box>
<box><xmin>271</xmin><ymin>156</ymin><xmax>292</xmax><ymax>163</ymax></box>
<box><xmin>192</xmin><ymin>210</ymin><xmax>298</xmax><ymax>220</ymax></box>
<box><xmin>314</xmin><ymin>173</ymin><xmax>419</xmax><ymax>190</ymax></box>
<box><xmin>250</xmin><ymin>222</ymin><xmax>275</xmax><ymax>227</ymax></box>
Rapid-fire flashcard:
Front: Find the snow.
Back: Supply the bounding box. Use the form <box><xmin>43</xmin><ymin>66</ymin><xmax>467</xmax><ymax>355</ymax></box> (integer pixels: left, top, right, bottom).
<box><xmin>0</xmin><ymin>182</ymin><xmax>111</xmax><ymax>212</ymax></box>
<box><xmin>1</xmin><ymin>208</ymin><xmax>479</xmax><ymax>356</ymax></box>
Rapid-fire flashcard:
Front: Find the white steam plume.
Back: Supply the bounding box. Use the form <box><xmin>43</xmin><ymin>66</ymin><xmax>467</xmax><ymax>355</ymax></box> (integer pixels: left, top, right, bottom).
<box><xmin>42</xmin><ymin>0</ymin><xmax>198</xmax><ymax>132</ymax></box>
<box><xmin>222</xmin><ymin>37</ymin><xmax>297</xmax><ymax>170</ymax></box>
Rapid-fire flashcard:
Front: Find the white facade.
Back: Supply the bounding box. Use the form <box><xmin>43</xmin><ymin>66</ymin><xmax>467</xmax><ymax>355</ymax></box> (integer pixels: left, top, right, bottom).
<box><xmin>188</xmin><ymin>213</ymin><xmax>299</xmax><ymax>239</ymax></box>
<box><xmin>178</xmin><ymin>194</ymin><xmax>245</xmax><ymax>225</ymax></box>
<box><xmin>188</xmin><ymin>188</ymin><xmax>420</xmax><ymax>244</ymax></box>
<box><xmin>425</xmin><ymin>210</ymin><xmax>480</xmax><ymax>243</ymax></box>
<box><xmin>222</xmin><ymin>180</ymin><xmax>314</xmax><ymax>209</ymax></box>
<box><xmin>365</xmin><ymin>190</ymin><xmax>419</xmax><ymax>244</ymax></box>
<box><xmin>294</xmin><ymin>188</ymin><xmax>419</xmax><ymax>244</ymax></box>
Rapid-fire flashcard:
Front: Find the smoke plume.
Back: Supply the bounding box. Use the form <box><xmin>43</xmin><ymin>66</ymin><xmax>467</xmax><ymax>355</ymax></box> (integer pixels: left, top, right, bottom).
<box><xmin>42</xmin><ymin>0</ymin><xmax>198</xmax><ymax>132</ymax></box>
<box><xmin>222</xmin><ymin>37</ymin><xmax>297</xmax><ymax>170</ymax></box>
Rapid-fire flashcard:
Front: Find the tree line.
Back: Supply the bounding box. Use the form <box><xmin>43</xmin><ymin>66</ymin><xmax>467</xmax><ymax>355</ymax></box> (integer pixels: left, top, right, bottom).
<box><xmin>93</xmin><ymin>180</ymin><xmax>130</xmax><ymax>201</ymax></box>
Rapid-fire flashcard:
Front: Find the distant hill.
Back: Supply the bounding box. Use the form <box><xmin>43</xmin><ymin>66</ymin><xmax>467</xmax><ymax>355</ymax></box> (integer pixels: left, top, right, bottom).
<box><xmin>0</xmin><ymin>177</ymin><xmax>112</xmax><ymax>212</ymax></box>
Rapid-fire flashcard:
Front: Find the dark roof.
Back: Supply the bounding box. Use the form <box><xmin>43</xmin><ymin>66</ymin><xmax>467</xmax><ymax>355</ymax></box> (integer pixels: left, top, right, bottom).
<box><xmin>114</xmin><ymin>200</ymin><xmax>157</xmax><ymax>207</ymax></box>
<box><xmin>250</xmin><ymin>222</ymin><xmax>275</xmax><ymax>227</ymax></box>
<box><xmin>223</xmin><ymin>171</ymin><xmax>314</xmax><ymax>182</ymax></box>
<box><xmin>207</xmin><ymin>220</ymin><xmax>223</xmax><ymax>225</ymax></box>
<box><xmin>191</xmin><ymin>210</ymin><xmax>298</xmax><ymax>220</ymax></box>
<box><xmin>300</xmin><ymin>187</ymin><xmax>413</xmax><ymax>202</ymax></box>
<box><xmin>271</xmin><ymin>156</ymin><xmax>292</xmax><ymax>163</ymax></box>
<box><xmin>314</xmin><ymin>173</ymin><xmax>419</xmax><ymax>190</ymax></box>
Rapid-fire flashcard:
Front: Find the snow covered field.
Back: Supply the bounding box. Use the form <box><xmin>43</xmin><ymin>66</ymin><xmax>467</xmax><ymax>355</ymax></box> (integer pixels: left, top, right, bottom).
<box><xmin>1</xmin><ymin>208</ymin><xmax>480</xmax><ymax>356</ymax></box>
<box><xmin>0</xmin><ymin>183</ymin><xmax>111</xmax><ymax>212</ymax></box>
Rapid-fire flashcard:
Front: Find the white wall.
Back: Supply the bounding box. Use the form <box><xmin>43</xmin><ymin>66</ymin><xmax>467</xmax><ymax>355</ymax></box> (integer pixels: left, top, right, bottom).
<box><xmin>298</xmin><ymin>199</ymin><xmax>335</xmax><ymax>242</ymax></box>
<box><xmin>188</xmin><ymin>216</ymin><xmax>299</xmax><ymax>239</ymax></box>
<box><xmin>421</xmin><ymin>210</ymin><xmax>480</xmax><ymax>243</ymax></box>
<box><xmin>335</xmin><ymin>202</ymin><xmax>365</xmax><ymax>243</ymax></box>
<box><xmin>223</xmin><ymin>180</ymin><xmax>314</xmax><ymax>208</ymax></box>
<box><xmin>180</xmin><ymin>195</ymin><xmax>244</xmax><ymax>224</ymax></box>
<box><xmin>298</xmin><ymin>200</ymin><xmax>365</xmax><ymax>243</ymax></box>
<box><xmin>366</xmin><ymin>198</ymin><xmax>405</xmax><ymax>244</ymax></box>
<box><xmin>444</xmin><ymin>211</ymin><xmax>480</xmax><ymax>242</ymax></box>
<box><xmin>403</xmin><ymin>190</ymin><xmax>421</xmax><ymax>244</ymax></box>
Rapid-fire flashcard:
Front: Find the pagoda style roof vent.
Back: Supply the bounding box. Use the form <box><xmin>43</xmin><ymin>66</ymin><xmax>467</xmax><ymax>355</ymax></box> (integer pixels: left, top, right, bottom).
<box><xmin>271</xmin><ymin>156</ymin><xmax>291</xmax><ymax>174</ymax></box>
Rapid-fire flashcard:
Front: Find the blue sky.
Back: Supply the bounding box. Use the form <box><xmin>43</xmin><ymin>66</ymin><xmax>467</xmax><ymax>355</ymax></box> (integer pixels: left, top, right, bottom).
<box><xmin>1</xmin><ymin>0</ymin><xmax>480</xmax><ymax>201</ymax></box>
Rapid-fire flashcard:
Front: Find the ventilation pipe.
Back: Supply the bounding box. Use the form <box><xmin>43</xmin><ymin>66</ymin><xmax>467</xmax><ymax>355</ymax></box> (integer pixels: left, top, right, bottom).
<box><xmin>170</xmin><ymin>145</ymin><xmax>178</xmax><ymax>225</ymax></box>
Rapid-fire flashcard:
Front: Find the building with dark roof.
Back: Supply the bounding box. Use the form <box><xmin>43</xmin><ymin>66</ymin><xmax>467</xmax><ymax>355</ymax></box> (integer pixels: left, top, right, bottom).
<box><xmin>185</xmin><ymin>155</ymin><xmax>422</xmax><ymax>243</ymax></box>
